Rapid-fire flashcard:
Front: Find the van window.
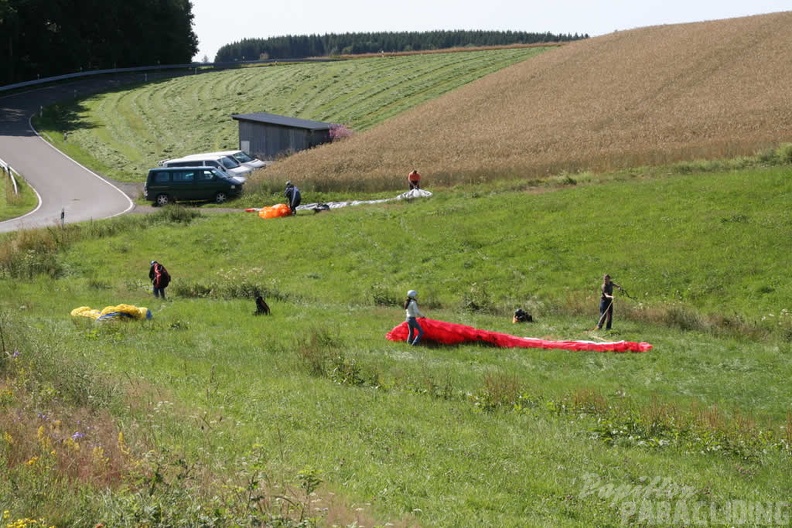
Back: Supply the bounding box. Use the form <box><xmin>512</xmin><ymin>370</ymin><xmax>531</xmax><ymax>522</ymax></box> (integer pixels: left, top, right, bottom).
<box><xmin>197</xmin><ymin>169</ymin><xmax>216</xmax><ymax>181</ymax></box>
<box><xmin>173</xmin><ymin>170</ymin><xmax>196</xmax><ymax>182</ymax></box>
<box><xmin>154</xmin><ymin>172</ymin><xmax>171</xmax><ymax>183</ymax></box>
<box><xmin>168</xmin><ymin>161</ymin><xmax>203</xmax><ymax>168</ymax></box>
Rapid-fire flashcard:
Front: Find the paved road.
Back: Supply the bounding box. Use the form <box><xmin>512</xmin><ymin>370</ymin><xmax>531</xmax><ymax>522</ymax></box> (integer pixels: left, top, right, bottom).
<box><xmin>0</xmin><ymin>75</ymin><xmax>161</xmax><ymax>233</ymax></box>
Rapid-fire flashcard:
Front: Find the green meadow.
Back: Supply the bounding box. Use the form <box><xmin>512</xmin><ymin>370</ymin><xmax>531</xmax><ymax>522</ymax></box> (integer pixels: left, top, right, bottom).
<box><xmin>1</xmin><ymin>163</ymin><xmax>791</xmax><ymax>526</ymax></box>
<box><xmin>1</xmin><ymin>43</ymin><xmax>791</xmax><ymax>528</ymax></box>
<box><xmin>0</xmin><ymin>171</ymin><xmax>37</xmax><ymax>223</ymax></box>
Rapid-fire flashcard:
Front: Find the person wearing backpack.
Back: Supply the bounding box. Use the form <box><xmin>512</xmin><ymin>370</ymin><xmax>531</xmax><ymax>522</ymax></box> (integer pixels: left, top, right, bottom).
<box><xmin>284</xmin><ymin>181</ymin><xmax>302</xmax><ymax>215</ymax></box>
<box><xmin>149</xmin><ymin>260</ymin><xmax>171</xmax><ymax>299</ymax></box>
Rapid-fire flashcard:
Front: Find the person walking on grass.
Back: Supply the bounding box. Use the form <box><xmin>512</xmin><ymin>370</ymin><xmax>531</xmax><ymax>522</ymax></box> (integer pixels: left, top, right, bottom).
<box><xmin>404</xmin><ymin>289</ymin><xmax>425</xmax><ymax>345</ymax></box>
<box><xmin>149</xmin><ymin>260</ymin><xmax>171</xmax><ymax>299</ymax></box>
<box><xmin>596</xmin><ymin>273</ymin><xmax>621</xmax><ymax>330</ymax></box>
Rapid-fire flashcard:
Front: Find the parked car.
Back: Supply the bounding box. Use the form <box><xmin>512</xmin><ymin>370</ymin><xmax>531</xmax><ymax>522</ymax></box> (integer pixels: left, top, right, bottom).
<box><xmin>212</xmin><ymin>150</ymin><xmax>269</xmax><ymax>169</ymax></box>
<box><xmin>160</xmin><ymin>154</ymin><xmax>251</xmax><ymax>182</ymax></box>
<box><xmin>144</xmin><ymin>166</ymin><xmax>243</xmax><ymax>206</ymax></box>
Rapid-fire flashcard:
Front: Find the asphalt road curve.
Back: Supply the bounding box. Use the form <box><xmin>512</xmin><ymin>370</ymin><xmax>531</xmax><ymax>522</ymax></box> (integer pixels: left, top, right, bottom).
<box><xmin>0</xmin><ymin>75</ymin><xmax>154</xmax><ymax>233</ymax></box>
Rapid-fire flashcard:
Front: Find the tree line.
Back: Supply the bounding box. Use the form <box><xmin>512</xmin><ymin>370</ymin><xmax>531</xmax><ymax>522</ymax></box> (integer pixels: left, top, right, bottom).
<box><xmin>0</xmin><ymin>0</ymin><xmax>198</xmax><ymax>85</ymax></box>
<box><xmin>214</xmin><ymin>30</ymin><xmax>588</xmax><ymax>63</ymax></box>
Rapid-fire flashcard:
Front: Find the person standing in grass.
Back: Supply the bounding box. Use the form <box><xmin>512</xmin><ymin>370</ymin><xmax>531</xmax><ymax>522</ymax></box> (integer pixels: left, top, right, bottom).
<box><xmin>596</xmin><ymin>274</ymin><xmax>621</xmax><ymax>330</ymax></box>
<box><xmin>404</xmin><ymin>289</ymin><xmax>425</xmax><ymax>345</ymax></box>
<box><xmin>285</xmin><ymin>181</ymin><xmax>302</xmax><ymax>215</ymax></box>
<box><xmin>149</xmin><ymin>260</ymin><xmax>171</xmax><ymax>299</ymax></box>
<box><xmin>407</xmin><ymin>169</ymin><xmax>422</xmax><ymax>190</ymax></box>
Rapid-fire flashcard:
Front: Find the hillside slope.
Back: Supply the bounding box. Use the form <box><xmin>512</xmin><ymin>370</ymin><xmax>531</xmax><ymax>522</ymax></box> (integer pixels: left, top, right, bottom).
<box><xmin>262</xmin><ymin>11</ymin><xmax>792</xmax><ymax>188</ymax></box>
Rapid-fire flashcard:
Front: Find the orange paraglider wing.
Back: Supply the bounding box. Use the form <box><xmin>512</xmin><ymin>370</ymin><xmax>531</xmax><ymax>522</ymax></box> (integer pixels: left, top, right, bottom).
<box><xmin>258</xmin><ymin>203</ymin><xmax>292</xmax><ymax>219</ymax></box>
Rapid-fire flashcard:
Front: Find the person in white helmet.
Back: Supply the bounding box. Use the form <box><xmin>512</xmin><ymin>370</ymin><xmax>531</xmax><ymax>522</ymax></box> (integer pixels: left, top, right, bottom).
<box><xmin>404</xmin><ymin>289</ymin><xmax>425</xmax><ymax>345</ymax></box>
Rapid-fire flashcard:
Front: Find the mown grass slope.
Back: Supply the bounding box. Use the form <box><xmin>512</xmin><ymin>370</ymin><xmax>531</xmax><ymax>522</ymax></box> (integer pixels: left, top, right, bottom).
<box><xmin>262</xmin><ymin>11</ymin><xmax>792</xmax><ymax>190</ymax></box>
<box><xmin>36</xmin><ymin>47</ymin><xmax>547</xmax><ymax>185</ymax></box>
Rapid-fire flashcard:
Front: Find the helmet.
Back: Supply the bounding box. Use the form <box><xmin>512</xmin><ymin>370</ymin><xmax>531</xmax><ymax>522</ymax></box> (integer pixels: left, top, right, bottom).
<box><xmin>407</xmin><ymin>290</ymin><xmax>417</xmax><ymax>298</ymax></box>
<box><xmin>150</xmin><ymin>260</ymin><xmax>157</xmax><ymax>265</ymax></box>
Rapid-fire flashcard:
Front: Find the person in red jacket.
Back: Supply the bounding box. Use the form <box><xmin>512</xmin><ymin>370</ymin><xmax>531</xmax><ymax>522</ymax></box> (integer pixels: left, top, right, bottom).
<box><xmin>149</xmin><ymin>260</ymin><xmax>171</xmax><ymax>299</ymax></box>
<box><xmin>407</xmin><ymin>169</ymin><xmax>421</xmax><ymax>190</ymax></box>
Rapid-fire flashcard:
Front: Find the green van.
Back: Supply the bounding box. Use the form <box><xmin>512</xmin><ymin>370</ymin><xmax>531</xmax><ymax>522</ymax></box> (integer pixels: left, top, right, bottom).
<box><xmin>144</xmin><ymin>166</ymin><xmax>244</xmax><ymax>206</ymax></box>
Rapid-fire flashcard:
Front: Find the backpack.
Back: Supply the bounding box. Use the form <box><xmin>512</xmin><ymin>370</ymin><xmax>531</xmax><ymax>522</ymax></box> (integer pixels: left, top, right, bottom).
<box><xmin>158</xmin><ymin>265</ymin><xmax>171</xmax><ymax>288</ymax></box>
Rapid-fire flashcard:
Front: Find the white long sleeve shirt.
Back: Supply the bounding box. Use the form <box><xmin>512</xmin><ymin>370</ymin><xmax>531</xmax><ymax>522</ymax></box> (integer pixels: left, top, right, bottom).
<box><xmin>405</xmin><ymin>299</ymin><xmax>424</xmax><ymax>319</ymax></box>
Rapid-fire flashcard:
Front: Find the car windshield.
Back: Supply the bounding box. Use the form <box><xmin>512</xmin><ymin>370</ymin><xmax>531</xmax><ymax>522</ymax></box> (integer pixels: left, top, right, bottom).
<box><xmin>232</xmin><ymin>151</ymin><xmax>254</xmax><ymax>163</ymax></box>
<box><xmin>219</xmin><ymin>156</ymin><xmax>241</xmax><ymax>169</ymax></box>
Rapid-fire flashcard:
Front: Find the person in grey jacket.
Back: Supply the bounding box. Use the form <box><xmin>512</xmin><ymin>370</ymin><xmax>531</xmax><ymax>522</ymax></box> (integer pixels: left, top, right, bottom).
<box><xmin>404</xmin><ymin>289</ymin><xmax>425</xmax><ymax>345</ymax></box>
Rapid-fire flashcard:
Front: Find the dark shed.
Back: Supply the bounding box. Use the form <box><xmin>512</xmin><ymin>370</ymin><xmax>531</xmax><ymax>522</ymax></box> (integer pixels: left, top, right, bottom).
<box><xmin>231</xmin><ymin>112</ymin><xmax>334</xmax><ymax>161</ymax></box>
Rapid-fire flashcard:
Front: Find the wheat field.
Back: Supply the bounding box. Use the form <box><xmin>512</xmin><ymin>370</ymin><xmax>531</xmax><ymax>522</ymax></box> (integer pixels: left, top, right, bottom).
<box><xmin>260</xmin><ymin>11</ymin><xmax>792</xmax><ymax>190</ymax></box>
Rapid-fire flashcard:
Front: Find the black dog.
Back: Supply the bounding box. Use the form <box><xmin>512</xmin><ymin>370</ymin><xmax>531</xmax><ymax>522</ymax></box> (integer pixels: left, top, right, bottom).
<box><xmin>254</xmin><ymin>295</ymin><xmax>271</xmax><ymax>315</ymax></box>
<box><xmin>513</xmin><ymin>308</ymin><xmax>533</xmax><ymax>323</ymax></box>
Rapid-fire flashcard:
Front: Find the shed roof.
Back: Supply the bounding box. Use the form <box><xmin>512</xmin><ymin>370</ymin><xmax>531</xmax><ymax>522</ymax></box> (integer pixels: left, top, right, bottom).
<box><xmin>232</xmin><ymin>112</ymin><xmax>333</xmax><ymax>131</ymax></box>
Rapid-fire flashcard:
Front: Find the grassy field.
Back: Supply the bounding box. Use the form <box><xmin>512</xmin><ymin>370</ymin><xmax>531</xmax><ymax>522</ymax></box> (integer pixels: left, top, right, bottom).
<box><xmin>1</xmin><ymin>165</ymin><xmax>791</xmax><ymax>526</ymax></box>
<box><xmin>33</xmin><ymin>47</ymin><xmax>548</xmax><ymax>187</ymax></box>
<box><xmin>3</xmin><ymin>12</ymin><xmax>792</xmax><ymax>528</ymax></box>
<box><xmin>0</xmin><ymin>169</ymin><xmax>36</xmax><ymax>222</ymax></box>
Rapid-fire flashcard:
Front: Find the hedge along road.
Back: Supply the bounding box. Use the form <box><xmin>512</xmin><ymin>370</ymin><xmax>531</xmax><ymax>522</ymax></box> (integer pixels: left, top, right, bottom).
<box><xmin>0</xmin><ymin>75</ymin><xmax>164</xmax><ymax>234</ymax></box>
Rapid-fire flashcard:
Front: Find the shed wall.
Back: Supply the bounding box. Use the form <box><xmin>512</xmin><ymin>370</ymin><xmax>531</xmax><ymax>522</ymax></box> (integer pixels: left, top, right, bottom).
<box><xmin>238</xmin><ymin>122</ymin><xmax>332</xmax><ymax>160</ymax></box>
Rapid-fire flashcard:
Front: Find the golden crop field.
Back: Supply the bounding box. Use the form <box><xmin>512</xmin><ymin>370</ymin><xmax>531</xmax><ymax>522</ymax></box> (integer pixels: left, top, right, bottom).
<box><xmin>261</xmin><ymin>11</ymin><xmax>792</xmax><ymax>190</ymax></box>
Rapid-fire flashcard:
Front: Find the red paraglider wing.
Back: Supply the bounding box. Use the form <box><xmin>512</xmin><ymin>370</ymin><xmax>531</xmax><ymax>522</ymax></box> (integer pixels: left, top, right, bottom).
<box><xmin>386</xmin><ymin>318</ymin><xmax>652</xmax><ymax>353</ymax></box>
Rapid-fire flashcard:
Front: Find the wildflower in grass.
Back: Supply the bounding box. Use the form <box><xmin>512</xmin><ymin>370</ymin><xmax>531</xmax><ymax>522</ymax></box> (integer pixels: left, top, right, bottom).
<box><xmin>26</xmin><ymin>455</ymin><xmax>38</xmax><ymax>466</ymax></box>
<box><xmin>92</xmin><ymin>446</ymin><xmax>109</xmax><ymax>468</ymax></box>
<box><xmin>3</xmin><ymin>517</ymin><xmax>55</xmax><ymax>528</ymax></box>
<box><xmin>36</xmin><ymin>425</ymin><xmax>52</xmax><ymax>450</ymax></box>
<box><xmin>4</xmin><ymin>431</ymin><xmax>13</xmax><ymax>444</ymax></box>
<box><xmin>117</xmin><ymin>432</ymin><xmax>130</xmax><ymax>456</ymax></box>
<box><xmin>71</xmin><ymin>431</ymin><xmax>85</xmax><ymax>441</ymax></box>
<box><xmin>64</xmin><ymin>436</ymin><xmax>80</xmax><ymax>452</ymax></box>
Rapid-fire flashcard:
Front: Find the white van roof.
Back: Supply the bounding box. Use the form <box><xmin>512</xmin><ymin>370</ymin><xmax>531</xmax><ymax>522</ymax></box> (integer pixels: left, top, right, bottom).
<box><xmin>193</xmin><ymin>150</ymin><xmax>269</xmax><ymax>169</ymax></box>
<box><xmin>160</xmin><ymin>154</ymin><xmax>250</xmax><ymax>181</ymax></box>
